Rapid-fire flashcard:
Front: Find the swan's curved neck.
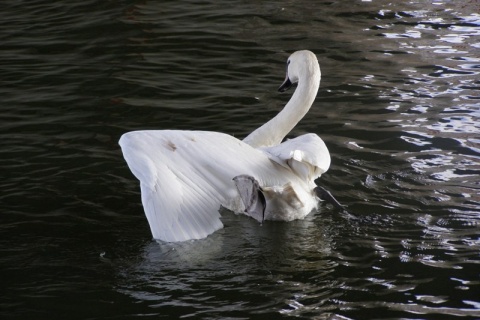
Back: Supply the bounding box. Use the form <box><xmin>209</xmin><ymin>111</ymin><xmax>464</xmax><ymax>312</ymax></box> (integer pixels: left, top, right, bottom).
<box><xmin>243</xmin><ymin>69</ymin><xmax>320</xmax><ymax>148</ymax></box>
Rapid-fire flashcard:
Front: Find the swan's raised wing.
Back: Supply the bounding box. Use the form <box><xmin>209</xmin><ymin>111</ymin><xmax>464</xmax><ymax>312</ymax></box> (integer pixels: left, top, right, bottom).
<box><xmin>119</xmin><ymin>130</ymin><xmax>277</xmax><ymax>242</ymax></box>
<box><xmin>261</xmin><ymin>133</ymin><xmax>331</xmax><ymax>181</ymax></box>
<box><xmin>120</xmin><ymin>131</ymin><xmax>224</xmax><ymax>241</ymax></box>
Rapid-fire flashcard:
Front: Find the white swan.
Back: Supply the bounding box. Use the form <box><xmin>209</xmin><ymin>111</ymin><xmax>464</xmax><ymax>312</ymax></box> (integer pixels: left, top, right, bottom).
<box><xmin>119</xmin><ymin>50</ymin><xmax>331</xmax><ymax>242</ymax></box>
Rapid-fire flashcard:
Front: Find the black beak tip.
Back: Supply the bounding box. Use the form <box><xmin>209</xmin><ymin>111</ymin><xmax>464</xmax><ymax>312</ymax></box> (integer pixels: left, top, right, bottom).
<box><xmin>278</xmin><ymin>78</ymin><xmax>293</xmax><ymax>92</ymax></box>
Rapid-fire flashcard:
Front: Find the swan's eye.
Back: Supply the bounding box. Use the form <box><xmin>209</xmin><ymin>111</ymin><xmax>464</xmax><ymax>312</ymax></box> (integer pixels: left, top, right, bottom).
<box><xmin>287</xmin><ymin>59</ymin><xmax>291</xmax><ymax>66</ymax></box>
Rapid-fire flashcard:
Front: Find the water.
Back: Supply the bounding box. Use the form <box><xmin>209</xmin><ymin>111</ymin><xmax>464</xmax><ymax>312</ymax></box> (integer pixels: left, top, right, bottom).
<box><xmin>1</xmin><ymin>0</ymin><xmax>479</xmax><ymax>319</ymax></box>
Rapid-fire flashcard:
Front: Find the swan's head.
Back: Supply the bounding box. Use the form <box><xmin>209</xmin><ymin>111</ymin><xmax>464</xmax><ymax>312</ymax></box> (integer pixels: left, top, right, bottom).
<box><xmin>278</xmin><ymin>50</ymin><xmax>320</xmax><ymax>92</ymax></box>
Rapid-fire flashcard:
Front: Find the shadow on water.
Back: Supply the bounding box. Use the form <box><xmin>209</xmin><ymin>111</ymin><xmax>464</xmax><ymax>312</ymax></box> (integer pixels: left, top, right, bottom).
<box><xmin>117</xmin><ymin>209</ymin><xmax>341</xmax><ymax>318</ymax></box>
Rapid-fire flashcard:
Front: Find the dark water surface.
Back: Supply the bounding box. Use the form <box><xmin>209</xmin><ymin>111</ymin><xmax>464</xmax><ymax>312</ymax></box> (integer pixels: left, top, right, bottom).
<box><xmin>1</xmin><ymin>0</ymin><xmax>479</xmax><ymax>319</ymax></box>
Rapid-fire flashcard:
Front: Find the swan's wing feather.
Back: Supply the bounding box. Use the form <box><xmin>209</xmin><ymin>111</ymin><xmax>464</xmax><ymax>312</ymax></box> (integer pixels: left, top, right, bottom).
<box><xmin>262</xmin><ymin>133</ymin><xmax>331</xmax><ymax>180</ymax></box>
<box><xmin>120</xmin><ymin>130</ymin><xmax>233</xmax><ymax>242</ymax></box>
<box><xmin>232</xmin><ymin>175</ymin><xmax>265</xmax><ymax>223</ymax></box>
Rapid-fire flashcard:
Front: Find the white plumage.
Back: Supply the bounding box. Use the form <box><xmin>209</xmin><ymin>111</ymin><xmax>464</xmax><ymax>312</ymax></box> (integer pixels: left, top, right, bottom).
<box><xmin>119</xmin><ymin>50</ymin><xmax>330</xmax><ymax>242</ymax></box>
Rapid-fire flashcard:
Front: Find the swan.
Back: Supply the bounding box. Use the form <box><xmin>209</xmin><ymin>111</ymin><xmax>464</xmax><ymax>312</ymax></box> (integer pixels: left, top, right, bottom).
<box><xmin>119</xmin><ymin>50</ymin><xmax>339</xmax><ymax>242</ymax></box>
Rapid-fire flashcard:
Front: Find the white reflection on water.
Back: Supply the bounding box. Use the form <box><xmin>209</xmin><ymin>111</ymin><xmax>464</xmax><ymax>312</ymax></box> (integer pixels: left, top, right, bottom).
<box><xmin>365</xmin><ymin>5</ymin><xmax>480</xmax><ymax>199</ymax></box>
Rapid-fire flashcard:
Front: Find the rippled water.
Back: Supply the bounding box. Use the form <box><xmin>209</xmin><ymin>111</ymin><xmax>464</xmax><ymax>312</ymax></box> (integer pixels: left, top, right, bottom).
<box><xmin>1</xmin><ymin>0</ymin><xmax>479</xmax><ymax>319</ymax></box>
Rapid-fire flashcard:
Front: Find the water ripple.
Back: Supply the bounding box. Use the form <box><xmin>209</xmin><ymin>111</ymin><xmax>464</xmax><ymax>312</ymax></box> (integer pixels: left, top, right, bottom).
<box><xmin>1</xmin><ymin>0</ymin><xmax>480</xmax><ymax>319</ymax></box>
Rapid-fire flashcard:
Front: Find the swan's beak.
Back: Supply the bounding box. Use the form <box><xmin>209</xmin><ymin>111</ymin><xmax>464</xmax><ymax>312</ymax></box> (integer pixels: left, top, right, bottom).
<box><xmin>278</xmin><ymin>75</ymin><xmax>293</xmax><ymax>92</ymax></box>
